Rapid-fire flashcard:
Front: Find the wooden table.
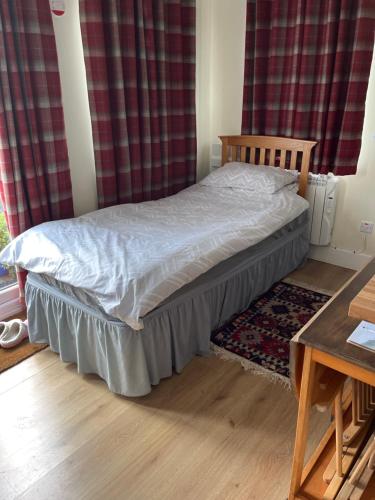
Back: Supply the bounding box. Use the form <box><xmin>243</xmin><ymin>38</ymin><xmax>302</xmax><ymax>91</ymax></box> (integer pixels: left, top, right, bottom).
<box><xmin>289</xmin><ymin>259</ymin><xmax>375</xmax><ymax>500</ymax></box>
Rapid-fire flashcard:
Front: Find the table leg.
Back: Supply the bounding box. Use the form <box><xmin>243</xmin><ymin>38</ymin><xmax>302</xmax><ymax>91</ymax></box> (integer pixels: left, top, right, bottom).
<box><xmin>289</xmin><ymin>346</ymin><xmax>317</xmax><ymax>500</ymax></box>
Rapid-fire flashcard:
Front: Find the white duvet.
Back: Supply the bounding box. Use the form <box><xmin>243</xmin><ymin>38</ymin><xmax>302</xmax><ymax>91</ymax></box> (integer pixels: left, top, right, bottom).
<box><xmin>0</xmin><ymin>184</ymin><xmax>308</xmax><ymax>330</ymax></box>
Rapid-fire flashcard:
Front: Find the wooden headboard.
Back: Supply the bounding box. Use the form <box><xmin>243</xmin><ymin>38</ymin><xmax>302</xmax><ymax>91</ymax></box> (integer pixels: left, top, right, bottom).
<box><xmin>219</xmin><ymin>135</ymin><xmax>317</xmax><ymax>198</ymax></box>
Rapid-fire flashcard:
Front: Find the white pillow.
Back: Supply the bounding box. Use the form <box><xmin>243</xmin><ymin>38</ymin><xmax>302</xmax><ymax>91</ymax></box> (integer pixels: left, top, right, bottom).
<box><xmin>200</xmin><ymin>162</ymin><xmax>297</xmax><ymax>194</ymax></box>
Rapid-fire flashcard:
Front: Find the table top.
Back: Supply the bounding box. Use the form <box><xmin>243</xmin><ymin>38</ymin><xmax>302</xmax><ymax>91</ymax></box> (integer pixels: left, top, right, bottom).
<box><xmin>349</xmin><ymin>274</ymin><xmax>375</xmax><ymax>323</ymax></box>
<box><xmin>298</xmin><ymin>258</ymin><xmax>375</xmax><ymax>373</ymax></box>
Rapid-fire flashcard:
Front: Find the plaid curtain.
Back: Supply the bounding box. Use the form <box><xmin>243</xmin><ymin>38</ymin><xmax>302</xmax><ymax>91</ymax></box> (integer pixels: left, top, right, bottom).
<box><xmin>0</xmin><ymin>0</ymin><xmax>73</xmax><ymax>293</ymax></box>
<box><xmin>80</xmin><ymin>0</ymin><xmax>196</xmax><ymax>207</ymax></box>
<box><xmin>0</xmin><ymin>0</ymin><xmax>73</xmax><ymax>235</ymax></box>
<box><xmin>242</xmin><ymin>0</ymin><xmax>375</xmax><ymax>175</ymax></box>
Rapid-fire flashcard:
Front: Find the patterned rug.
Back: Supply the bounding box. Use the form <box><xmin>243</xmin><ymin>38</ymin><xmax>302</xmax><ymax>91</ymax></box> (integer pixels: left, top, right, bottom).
<box><xmin>211</xmin><ymin>281</ymin><xmax>330</xmax><ymax>385</ymax></box>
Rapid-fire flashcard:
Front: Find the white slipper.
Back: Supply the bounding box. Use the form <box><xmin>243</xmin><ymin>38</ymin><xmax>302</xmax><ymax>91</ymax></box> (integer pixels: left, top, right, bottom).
<box><xmin>0</xmin><ymin>319</ymin><xmax>29</xmax><ymax>349</ymax></box>
<box><xmin>0</xmin><ymin>322</ymin><xmax>9</xmax><ymax>341</ymax></box>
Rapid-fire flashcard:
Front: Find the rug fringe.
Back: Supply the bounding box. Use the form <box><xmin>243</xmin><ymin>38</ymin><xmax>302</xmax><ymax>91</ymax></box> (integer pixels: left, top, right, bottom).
<box><xmin>210</xmin><ymin>342</ymin><xmax>291</xmax><ymax>390</ymax></box>
<box><xmin>281</xmin><ymin>277</ymin><xmax>334</xmax><ymax>297</ymax></box>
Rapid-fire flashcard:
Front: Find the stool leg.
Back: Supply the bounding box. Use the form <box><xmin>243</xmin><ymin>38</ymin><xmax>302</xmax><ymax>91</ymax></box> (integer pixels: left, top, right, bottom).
<box><xmin>350</xmin><ymin>436</ymin><xmax>375</xmax><ymax>485</ymax></box>
<box><xmin>335</xmin><ymin>387</ymin><xmax>344</xmax><ymax>477</ymax></box>
<box><xmin>352</xmin><ymin>379</ymin><xmax>358</xmax><ymax>425</ymax></box>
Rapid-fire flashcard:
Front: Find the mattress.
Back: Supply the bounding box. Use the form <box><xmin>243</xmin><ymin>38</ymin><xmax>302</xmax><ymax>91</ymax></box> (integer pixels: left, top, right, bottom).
<box><xmin>36</xmin><ymin>211</ymin><xmax>306</xmax><ymax>316</ymax></box>
<box><xmin>3</xmin><ymin>183</ymin><xmax>308</xmax><ymax>330</ymax></box>
<box><xmin>26</xmin><ymin>211</ymin><xmax>309</xmax><ymax>397</ymax></box>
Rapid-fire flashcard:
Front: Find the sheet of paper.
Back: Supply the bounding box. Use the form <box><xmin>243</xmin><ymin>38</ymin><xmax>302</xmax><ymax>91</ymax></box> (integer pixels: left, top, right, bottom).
<box><xmin>347</xmin><ymin>321</ymin><xmax>375</xmax><ymax>352</ymax></box>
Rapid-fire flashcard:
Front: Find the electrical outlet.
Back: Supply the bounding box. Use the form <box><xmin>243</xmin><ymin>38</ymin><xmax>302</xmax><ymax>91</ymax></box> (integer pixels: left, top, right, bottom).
<box><xmin>360</xmin><ymin>220</ymin><xmax>374</xmax><ymax>234</ymax></box>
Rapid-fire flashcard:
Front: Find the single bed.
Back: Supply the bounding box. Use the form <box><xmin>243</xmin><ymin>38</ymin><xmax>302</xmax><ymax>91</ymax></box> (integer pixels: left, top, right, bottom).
<box><xmin>3</xmin><ymin>135</ymin><xmax>317</xmax><ymax>396</ymax></box>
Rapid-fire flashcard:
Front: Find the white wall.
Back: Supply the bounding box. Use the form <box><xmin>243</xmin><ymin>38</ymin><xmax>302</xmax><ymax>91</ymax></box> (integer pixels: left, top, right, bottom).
<box><xmin>196</xmin><ymin>0</ymin><xmax>375</xmax><ymax>267</ymax></box>
<box><xmin>196</xmin><ymin>0</ymin><xmax>213</xmax><ymax>180</ymax></box>
<box><xmin>332</xmin><ymin>50</ymin><xmax>375</xmax><ymax>255</ymax></box>
<box><xmin>52</xmin><ymin>0</ymin><xmax>97</xmax><ymax>216</ymax></box>
<box><xmin>196</xmin><ymin>0</ymin><xmax>247</xmax><ymax>177</ymax></box>
<box><xmin>207</xmin><ymin>0</ymin><xmax>247</xmax><ymax>146</ymax></box>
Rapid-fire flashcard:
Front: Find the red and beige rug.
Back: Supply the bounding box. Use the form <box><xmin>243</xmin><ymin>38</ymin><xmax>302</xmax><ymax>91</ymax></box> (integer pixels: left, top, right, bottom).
<box><xmin>0</xmin><ymin>340</ymin><xmax>46</xmax><ymax>373</ymax></box>
<box><xmin>211</xmin><ymin>281</ymin><xmax>330</xmax><ymax>386</ymax></box>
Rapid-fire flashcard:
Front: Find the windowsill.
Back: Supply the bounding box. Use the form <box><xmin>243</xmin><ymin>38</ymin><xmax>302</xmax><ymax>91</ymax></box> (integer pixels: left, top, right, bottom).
<box><xmin>0</xmin><ymin>285</ymin><xmax>24</xmax><ymax>320</ymax></box>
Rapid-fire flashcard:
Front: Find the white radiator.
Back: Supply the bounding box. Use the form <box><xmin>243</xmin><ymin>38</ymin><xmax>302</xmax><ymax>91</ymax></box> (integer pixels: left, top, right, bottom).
<box><xmin>306</xmin><ymin>173</ymin><xmax>339</xmax><ymax>246</ymax></box>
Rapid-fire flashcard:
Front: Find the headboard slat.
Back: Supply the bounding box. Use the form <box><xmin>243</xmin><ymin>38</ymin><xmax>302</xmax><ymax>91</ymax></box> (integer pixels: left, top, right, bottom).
<box><xmin>219</xmin><ymin>135</ymin><xmax>317</xmax><ymax>198</ymax></box>
<box><xmin>240</xmin><ymin>147</ymin><xmax>246</xmax><ymax>162</ymax></box>
<box><xmin>280</xmin><ymin>150</ymin><xmax>286</xmax><ymax>169</ymax></box>
<box><xmin>259</xmin><ymin>148</ymin><xmax>266</xmax><ymax>165</ymax></box>
<box><xmin>269</xmin><ymin>149</ymin><xmax>276</xmax><ymax>165</ymax></box>
<box><xmin>290</xmin><ymin>150</ymin><xmax>297</xmax><ymax>170</ymax></box>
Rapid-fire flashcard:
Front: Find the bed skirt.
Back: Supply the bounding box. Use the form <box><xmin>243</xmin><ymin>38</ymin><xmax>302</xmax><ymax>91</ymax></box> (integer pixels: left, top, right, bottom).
<box><xmin>26</xmin><ymin>213</ymin><xmax>309</xmax><ymax>397</ymax></box>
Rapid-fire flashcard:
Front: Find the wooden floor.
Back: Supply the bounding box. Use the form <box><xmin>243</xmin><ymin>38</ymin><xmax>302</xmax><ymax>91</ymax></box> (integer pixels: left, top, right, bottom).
<box><xmin>0</xmin><ymin>260</ymin><xmax>355</xmax><ymax>500</ymax></box>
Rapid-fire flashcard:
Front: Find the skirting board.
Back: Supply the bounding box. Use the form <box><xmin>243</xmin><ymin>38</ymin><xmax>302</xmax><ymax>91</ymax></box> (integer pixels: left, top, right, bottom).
<box><xmin>309</xmin><ymin>245</ymin><xmax>373</xmax><ymax>271</ymax></box>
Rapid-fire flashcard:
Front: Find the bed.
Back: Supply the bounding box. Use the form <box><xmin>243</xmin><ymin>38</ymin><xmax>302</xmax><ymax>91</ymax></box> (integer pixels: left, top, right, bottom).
<box><xmin>1</xmin><ymin>135</ymin><xmax>317</xmax><ymax>396</ymax></box>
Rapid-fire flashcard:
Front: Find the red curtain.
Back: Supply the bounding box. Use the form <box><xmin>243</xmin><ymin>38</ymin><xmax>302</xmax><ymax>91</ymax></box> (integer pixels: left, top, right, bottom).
<box><xmin>242</xmin><ymin>0</ymin><xmax>375</xmax><ymax>175</ymax></box>
<box><xmin>80</xmin><ymin>0</ymin><xmax>196</xmax><ymax>208</ymax></box>
<box><xmin>0</xmin><ymin>0</ymin><xmax>73</xmax><ymax>292</ymax></box>
<box><xmin>0</xmin><ymin>0</ymin><xmax>73</xmax><ymax>235</ymax></box>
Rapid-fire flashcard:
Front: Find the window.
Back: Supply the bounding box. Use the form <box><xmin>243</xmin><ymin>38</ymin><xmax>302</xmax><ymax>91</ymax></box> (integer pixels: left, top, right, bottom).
<box><xmin>0</xmin><ymin>201</ymin><xmax>21</xmax><ymax>319</ymax></box>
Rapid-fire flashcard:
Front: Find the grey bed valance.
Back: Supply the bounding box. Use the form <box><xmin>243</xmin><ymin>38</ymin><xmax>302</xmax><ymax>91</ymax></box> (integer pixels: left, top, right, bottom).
<box><xmin>26</xmin><ymin>212</ymin><xmax>309</xmax><ymax>397</ymax></box>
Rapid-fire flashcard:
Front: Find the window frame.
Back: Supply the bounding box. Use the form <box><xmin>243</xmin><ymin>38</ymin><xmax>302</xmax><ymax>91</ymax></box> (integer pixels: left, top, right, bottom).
<box><xmin>0</xmin><ymin>284</ymin><xmax>23</xmax><ymax>320</ymax></box>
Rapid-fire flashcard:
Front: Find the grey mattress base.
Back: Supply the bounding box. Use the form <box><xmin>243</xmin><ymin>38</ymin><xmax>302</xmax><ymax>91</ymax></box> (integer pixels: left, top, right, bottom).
<box><xmin>26</xmin><ymin>212</ymin><xmax>309</xmax><ymax>397</ymax></box>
